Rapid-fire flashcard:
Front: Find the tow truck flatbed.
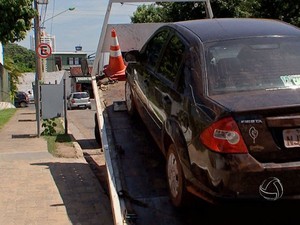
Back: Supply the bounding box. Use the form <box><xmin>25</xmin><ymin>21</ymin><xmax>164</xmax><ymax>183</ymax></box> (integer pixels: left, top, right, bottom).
<box><xmin>89</xmin><ymin>2</ymin><xmax>214</xmax><ymax>224</ymax></box>
<box><xmin>99</xmin><ymin>80</ymin><xmax>185</xmax><ymax>224</ymax></box>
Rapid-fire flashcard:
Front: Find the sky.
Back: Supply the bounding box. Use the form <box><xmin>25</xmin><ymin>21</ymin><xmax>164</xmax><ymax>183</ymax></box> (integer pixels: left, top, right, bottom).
<box><xmin>18</xmin><ymin>0</ymin><xmax>142</xmax><ymax>55</ymax></box>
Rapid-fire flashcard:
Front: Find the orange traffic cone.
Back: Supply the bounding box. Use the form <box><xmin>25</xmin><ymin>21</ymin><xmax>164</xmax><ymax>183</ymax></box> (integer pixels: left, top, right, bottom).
<box><xmin>103</xmin><ymin>28</ymin><xmax>126</xmax><ymax>81</ymax></box>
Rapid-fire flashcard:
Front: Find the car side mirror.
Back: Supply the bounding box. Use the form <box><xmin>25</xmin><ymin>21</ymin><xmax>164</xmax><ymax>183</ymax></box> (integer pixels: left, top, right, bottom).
<box><xmin>124</xmin><ymin>50</ymin><xmax>141</xmax><ymax>63</ymax></box>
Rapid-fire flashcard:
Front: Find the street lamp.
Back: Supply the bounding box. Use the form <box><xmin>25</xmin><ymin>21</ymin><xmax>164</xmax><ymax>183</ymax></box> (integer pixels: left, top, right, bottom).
<box><xmin>43</xmin><ymin>7</ymin><xmax>75</xmax><ymax>24</ymax></box>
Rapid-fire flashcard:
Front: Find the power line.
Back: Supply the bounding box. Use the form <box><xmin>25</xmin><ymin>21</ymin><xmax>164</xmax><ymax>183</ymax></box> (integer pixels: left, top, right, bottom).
<box><xmin>50</xmin><ymin>0</ymin><xmax>56</xmax><ymax>35</ymax></box>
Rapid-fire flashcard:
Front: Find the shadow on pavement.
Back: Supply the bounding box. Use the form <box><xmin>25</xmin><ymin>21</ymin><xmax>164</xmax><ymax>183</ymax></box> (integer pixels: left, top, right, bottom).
<box><xmin>83</xmin><ymin>152</ymin><xmax>110</xmax><ymax>196</ymax></box>
<box><xmin>77</xmin><ymin>139</ymin><xmax>100</xmax><ymax>150</ymax></box>
<box><xmin>31</xmin><ymin>161</ymin><xmax>114</xmax><ymax>225</ymax></box>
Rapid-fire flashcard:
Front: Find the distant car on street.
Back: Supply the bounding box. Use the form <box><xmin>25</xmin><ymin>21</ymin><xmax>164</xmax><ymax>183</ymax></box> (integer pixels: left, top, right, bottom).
<box><xmin>67</xmin><ymin>91</ymin><xmax>91</xmax><ymax>110</ymax></box>
<box><xmin>27</xmin><ymin>90</ymin><xmax>34</xmax><ymax>103</ymax></box>
<box><xmin>14</xmin><ymin>91</ymin><xmax>29</xmax><ymax>108</ymax></box>
<box><xmin>124</xmin><ymin>18</ymin><xmax>300</xmax><ymax>207</ymax></box>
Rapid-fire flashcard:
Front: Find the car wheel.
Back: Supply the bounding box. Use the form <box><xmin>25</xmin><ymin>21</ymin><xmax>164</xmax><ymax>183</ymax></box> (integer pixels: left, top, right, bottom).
<box><xmin>19</xmin><ymin>101</ymin><xmax>27</xmax><ymax>108</ymax></box>
<box><xmin>166</xmin><ymin>143</ymin><xmax>188</xmax><ymax>208</ymax></box>
<box><xmin>125</xmin><ymin>81</ymin><xmax>136</xmax><ymax>116</ymax></box>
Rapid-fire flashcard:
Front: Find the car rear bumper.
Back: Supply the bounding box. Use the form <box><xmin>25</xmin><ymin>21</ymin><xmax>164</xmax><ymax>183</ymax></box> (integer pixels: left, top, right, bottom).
<box><xmin>70</xmin><ymin>103</ymin><xmax>91</xmax><ymax>108</ymax></box>
<box><xmin>189</xmin><ymin>151</ymin><xmax>300</xmax><ymax>203</ymax></box>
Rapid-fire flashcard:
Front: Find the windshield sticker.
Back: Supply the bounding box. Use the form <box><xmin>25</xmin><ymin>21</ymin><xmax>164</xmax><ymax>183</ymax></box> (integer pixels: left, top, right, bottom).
<box><xmin>280</xmin><ymin>75</ymin><xmax>300</xmax><ymax>87</ymax></box>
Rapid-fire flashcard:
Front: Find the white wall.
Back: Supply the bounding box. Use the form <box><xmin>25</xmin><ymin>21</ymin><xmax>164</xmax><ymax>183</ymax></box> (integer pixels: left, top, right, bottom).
<box><xmin>17</xmin><ymin>70</ymin><xmax>72</xmax><ymax>97</ymax></box>
<box><xmin>0</xmin><ymin>43</ymin><xmax>3</xmax><ymax>65</ymax></box>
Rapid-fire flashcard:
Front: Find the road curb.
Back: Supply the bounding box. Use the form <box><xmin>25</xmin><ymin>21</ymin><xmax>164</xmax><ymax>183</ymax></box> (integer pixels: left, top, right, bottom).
<box><xmin>72</xmin><ymin>140</ymin><xmax>84</xmax><ymax>158</ymax></box>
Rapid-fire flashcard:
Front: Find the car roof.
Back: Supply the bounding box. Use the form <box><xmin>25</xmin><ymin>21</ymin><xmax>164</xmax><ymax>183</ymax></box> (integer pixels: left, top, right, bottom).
<box><xmin>171</xmin><ymin>18</ymin><xmax>300</xmax><ymax>42</ymax></box>
<box><xmin>16</xmin><ymin>91</ymin><xmax>27</xmax><ymax>95</ymax></box>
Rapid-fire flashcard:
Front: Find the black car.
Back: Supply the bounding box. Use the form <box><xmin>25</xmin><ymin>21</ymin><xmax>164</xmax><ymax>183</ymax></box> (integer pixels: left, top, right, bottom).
<box><xmin>124</xmin><ymin>18</ymin><xmax>300</xmax><ymax>207</ymax></box>
<box><xmin>14</xmin><ymin>91</ymin><xmax>29</xmax><ymax>108</ymax></box>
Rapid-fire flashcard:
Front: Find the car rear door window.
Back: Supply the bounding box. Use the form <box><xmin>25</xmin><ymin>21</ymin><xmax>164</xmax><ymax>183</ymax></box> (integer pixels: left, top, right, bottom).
<box><xmin>157</xmin><ymin>34</ymin><xmax>185</xmax><ymax>83</ymax></box>
<box><xmin>143</xmin><ymin>29</ymin><xmax>170</xmax><ymax>69</ymax></box>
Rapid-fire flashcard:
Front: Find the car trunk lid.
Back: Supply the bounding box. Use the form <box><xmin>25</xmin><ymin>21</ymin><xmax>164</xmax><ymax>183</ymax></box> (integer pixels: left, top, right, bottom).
<box><xmin>209</xmin><ymin>89</ymin><xmax>300</xmax><ymax>163</ymax></box>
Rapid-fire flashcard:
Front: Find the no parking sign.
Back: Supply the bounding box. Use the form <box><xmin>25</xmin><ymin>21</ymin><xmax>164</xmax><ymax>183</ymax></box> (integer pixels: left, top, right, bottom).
<box><xmin>37</xmin><ymin>43</ymin><xmax>52</xmax><ymax>58</ymax></box>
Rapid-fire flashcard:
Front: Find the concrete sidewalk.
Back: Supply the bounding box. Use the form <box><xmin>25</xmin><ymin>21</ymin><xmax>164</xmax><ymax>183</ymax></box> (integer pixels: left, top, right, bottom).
<box><xmin>0</xmin><ymin>106</ymin><xmax>113</xmax><ymax>225</ymax></box>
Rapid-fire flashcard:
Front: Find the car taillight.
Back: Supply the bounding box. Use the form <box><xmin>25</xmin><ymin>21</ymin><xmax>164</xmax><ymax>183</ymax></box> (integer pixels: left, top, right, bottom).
<box><xmin>71</xmin><ymin>99</ymin><xmax>75</xmax><ymax>103</ymax></box>
<box><xmin>200</xmin><ymin>117</ymin><xmax>248</xmax><ymax>154</ymax></box>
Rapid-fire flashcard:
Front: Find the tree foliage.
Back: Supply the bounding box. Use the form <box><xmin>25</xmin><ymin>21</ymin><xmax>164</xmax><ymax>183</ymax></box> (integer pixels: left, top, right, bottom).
<box><xmin>253</xmin><ymin>0</ymin><xmax>300</xmax><ymax>27</ymax></box>
<box><xmin>3</xmin><ymin>57</ymin><xmax>23</xmax><ymax>98</ymax></box>
<box><xmin>131</xmin><ymin>0</ymin><xmax>300</xmax><ymax>27</ymax></box>
<box><xmin>3</xmin><ymin>43</ymin><xmax>35</xmax><ymax>98</ymax></box>
<box><xmin>3</xmin><ymin>43</ymin><xmax>36</xmax><ymax>72</ymax></box>
<box><xmin>0</xmin><ymin>0</ymin><xmax>36</xmax><ymax>44</ymax></box>
<box><xmin>210</xmin><ymin>0</ymin><xmax>256</xmax><ymax>18</ymax></box>
<box><xmin>156</xmin><ymin>2</ymin><xmax>208</xmax><ymax>21</ymax></box>
<box><xmin>131</xmin><ymin>4</ymin><xmax>166</xmax><ymax>23</ymax></box>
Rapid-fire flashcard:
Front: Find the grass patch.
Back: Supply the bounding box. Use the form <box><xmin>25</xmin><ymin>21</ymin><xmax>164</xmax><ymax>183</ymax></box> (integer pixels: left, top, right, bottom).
<box><xmin>42</xmin><ymin>118</ymin><xmax>74</xmax><ymax>156</ymax></box>
<box><xmin>0</xmin><ymin>108</ymin><xmax>17</xmax><ymax>130</ymax></box>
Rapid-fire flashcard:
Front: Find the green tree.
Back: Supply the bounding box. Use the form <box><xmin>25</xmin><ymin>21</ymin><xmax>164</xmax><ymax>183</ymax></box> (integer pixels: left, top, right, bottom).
<box><xmin>4</xmin><ymin>43</ymin><xmax>36</xmax><ymax>72</ymax></box>
<box><xmin>131</xmin><ymin>2</ymin><xmax>208</xmax><ymax>23</ymax></box>
<box><xmin>156</xmin><ymin>2</ymin><xmax>208</xmax><ymax>21</ymax></box>
<box><xmin>0</xmin><ymin>0</ymin><xmax>36</xmax><ymax>44</ymax></box>
<box><xmin>253</xmin><ymin>0</ymin><xmax>300</xmax><ymax>27</ymax></box>
<box><xmin>131</xmin><ymin>1</ymin><xmax>244</xmax><ymax>23</ymax></box>
<box><xmin>130</xmin><ymin>0</ymin><xmax>299</xmax><ymax>27</ymax></box>
<box><xmin>210</xmin><ymin>0</ymin><xmax>257</xmax><ymax>18</ymax></box>
<box><xmin>3</xmin><ymin>57</ymin><xmax>23</xmax><ymax>99</ymax></box>
<box><xmin>131</xmin><ymin>4</ymin><xmax>166</xmax><ymax>23</ymax></box>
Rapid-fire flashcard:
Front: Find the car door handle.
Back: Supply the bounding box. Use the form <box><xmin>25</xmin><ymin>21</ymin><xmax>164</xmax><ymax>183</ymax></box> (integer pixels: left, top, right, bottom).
<box><xmin>144</xmin><ymin>79</ymin><xmax>149</xmax><ymax>86</ymax></box>
<box><xmin>162</xmin><ymin>95</ymin><xmax>171</xmax><ymax>105</ymax></box>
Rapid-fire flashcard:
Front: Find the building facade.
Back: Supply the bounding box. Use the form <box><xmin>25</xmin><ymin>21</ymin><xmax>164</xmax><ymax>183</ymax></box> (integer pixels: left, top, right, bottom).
<box><xmin>46</xmin><ymin>51</ymin><xmax>88</xmax><ymax>72</ymax></box>
<box><xmin>30</xmin><ymin>30</ymin><xmax>56</xmax><ymax>52</ymax></box>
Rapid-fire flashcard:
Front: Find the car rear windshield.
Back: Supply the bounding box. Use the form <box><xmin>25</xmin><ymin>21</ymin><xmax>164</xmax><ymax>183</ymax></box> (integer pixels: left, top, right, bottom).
<box><xmin>205</xmin><ymin>37</ymin><xmax>300</xmax><ymax>95</ymax></box>
<box><xmin>73</xmin><ymin>93</ymin><xmax>89</xmax><ymax>98</ymax></box>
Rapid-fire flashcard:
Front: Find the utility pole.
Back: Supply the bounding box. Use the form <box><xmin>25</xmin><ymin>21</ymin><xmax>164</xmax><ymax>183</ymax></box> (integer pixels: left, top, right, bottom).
<box><xmin>33</xmin><ymin>0</ymin><xmax>45</xmax><ymax>137</ymax></box>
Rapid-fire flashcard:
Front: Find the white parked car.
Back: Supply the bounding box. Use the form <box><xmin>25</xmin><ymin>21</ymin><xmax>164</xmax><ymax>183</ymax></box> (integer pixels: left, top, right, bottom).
<box><xmin>67</xmin><ymin>92</ymin><xmax>91</xmax><ymax>110</ymax></box>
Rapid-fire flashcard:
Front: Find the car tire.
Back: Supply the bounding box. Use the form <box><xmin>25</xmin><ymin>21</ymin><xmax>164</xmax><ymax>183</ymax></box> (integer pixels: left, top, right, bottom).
<box><xmin>19</xmin><ymin>101</ymin><xmax>27</xmax><ymax>108</ymax></box>
<box><xmin>125</xmin><ymin>81</ymin><xmax>136</xmax><ymax>116</ymax></box>
<box><xmin>166</xmin><ymin>143</ymin><xmax>189</xmax><ymax>208</ymax></box>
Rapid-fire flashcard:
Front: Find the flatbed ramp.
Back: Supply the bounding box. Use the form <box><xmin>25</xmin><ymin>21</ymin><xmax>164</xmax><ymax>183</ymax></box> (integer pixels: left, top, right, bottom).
<box><xmin>99</xmin><ymin>80</ymin><xmax>185</xmax><ymax>225</ymax></box>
